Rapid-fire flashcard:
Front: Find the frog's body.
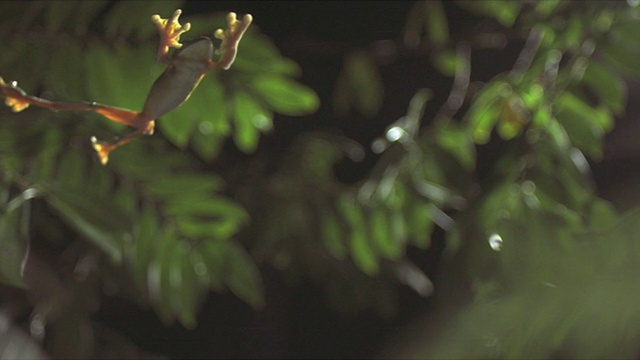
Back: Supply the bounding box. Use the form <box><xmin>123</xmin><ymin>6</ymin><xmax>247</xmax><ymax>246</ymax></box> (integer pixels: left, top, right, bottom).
<box><xmin>0</xmin><ymin>10</ymin><xmax>252</xmax><ymax>164</ymax></box>
<box><xmin>142</xmin><ymin>37</ymin><xmax>214</xmax><ymax>121</ymax></box>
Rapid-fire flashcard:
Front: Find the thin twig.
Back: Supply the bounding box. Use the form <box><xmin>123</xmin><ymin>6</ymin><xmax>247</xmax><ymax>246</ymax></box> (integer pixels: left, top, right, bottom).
<box><xmin>509</xmin><ymin>25</ymin><xmax>543</xmax><ymax>81</ymax></box>
<box><xmin>436</xmin><ymin>41</ymin><xmax>471</xmax><ymax>122</ymax></box>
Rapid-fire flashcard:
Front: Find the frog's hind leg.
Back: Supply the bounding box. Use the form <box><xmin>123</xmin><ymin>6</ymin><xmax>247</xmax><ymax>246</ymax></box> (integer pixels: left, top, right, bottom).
<box><xmin>1</xmin><ymin>77</ymin><xmax>144</xmax><ymax>128</ymax></box>
<box><xmin>91</xmin><ymin>104</ymin><xmax>146</xmax><ymax>128</ymax></box>
<box><xmin>91</xmin><ymin>120</ymin><xmax>155</xmax><ymax>165</ymax></box>
<box><xmin>1</xmin><ymin>77</ymin><xmax>155</xmax><ymax>165</ymax></box>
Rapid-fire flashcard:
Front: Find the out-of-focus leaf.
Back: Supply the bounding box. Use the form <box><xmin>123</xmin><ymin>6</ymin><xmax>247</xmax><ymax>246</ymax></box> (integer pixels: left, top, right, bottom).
<box><xmin>251</xmin><ymin>74</ymin><xmax>320</xmax><ymax>116</ymax></box>
<box><xmin>224</xmin><ymin>242</ymin><xmax>265</xmax><ymax>309</ymax></box>
<box><xmin>403</xmin><ymin>1</ymin><xmax>449</xmax><ymax>48</ymax></box>
<box><xmin>84</xmin><ymin>44</ymin><xmax>159</xmax><ymax>129</ymax></box>
<box><xmin>332</xmin><ymin>51</ymin><xmax>384</xmax><ymax>118</ymax></box>
<box><xmin>432</xmin><ymin>50</ymin><xmax>459</xmax><ymax>77</ymax></box>
<box><xmin>231</xmin><ymin>32</ymin><xmax>302</xmax><ymax>77</ymax></box>
<box><xmin>113</xmin><ymin>185</ymin><xmax>137</xmax><ymax>221</ymax></box>
<box><xmin>321</xmin><ymin>210</ymin><xmax>348</xmax><ymax>259</ymax></box>
<box><xmin>0</xmin><ymin>39</ymin><xmax>48</xmax><ymax>92</ymax></box>
<box><xmin>34</xmin><ymin>127</ymin><xmax>64</xmax><ymax>180</ymax></box>
<box><xmin>176</xmin><ymin>243</ymin><xmax>201</xmax><ymax>329</ymax></box>
<box><xmin>47</xmin><ymin>196</ymin><xmax>123</xmax><ymax>261</ymax></box>
<box><xmin>131</xmin><ymin>207</ymin><xmax>159</xmax><ymax>293</ymax></box>
<box><xmin>593</xmin><ymin>105</ymin><xmax>614</xmax><ymax>133</ymax></box>
<box><xmin>554</xmin><ymin>92</ymin><xmax>608</xmax><ymax>159</ymax></box>
<box><xmin>337</xmin><ymin>195</ymin><xmax>379</xmax><ymax>276</ymax></box>
<box><xmin>534</xmin><ymin>0</ymin><xmax>559</xmax><ymax>18</ymax></box>
<box><xmin>55</xmin><ymin>149</ymin><xmax>86</xmax><ymax>190</ymax></box>
<box><xmin>152</xmin><ymin>231</ymin><xmax>178</xmax><ymax>324</ymax></box>
<box><xmin>406</xmin><ymin>201</ymin><xmax>434</xmax><ymax>249</ymax></box>
<box><xmin>466</xmin><ymin>80</ymin><xmax>509</xmax><ymax>144</ymax></box>
<box><xmin>425</xmin><ymin>1</ymin><xmax>449</xmax><ymax>46</ymax></box>
<box><xmin>351</xmin><ymin>227</ymin><xmax>378</xmax><ymax>276</ymax></box>
<box><xmin>531</xmin><ymin>104</ymin><xmax>552</xmax><ymax>128</ymax></box>
<box><xmin>45</xmin><ymin>188</ymin><xmax>129</xmax><ymax>263</ymax></box>
<box><xmin>160</xmin><ymin>73</ymin><xmax>229</xmax><ymax>150</ymax></box>
<box><xmin>188</xmin><ymin>76</ymin><xmax>229</xmax><ymax>160</ymax></box>
<box><xmin>435</xmin><ymin>121</ymin><xmax>476</xmax><ymax>170</ymax></box>
<box><xmin>165</xmin><ymin>242</ymin><xmax>186</xmax><ymax>320</ymax></box>
<box><xmin>581</xmin><ymin>61</ymin><xmax>627</xmax><ymax>115</ymax></box>
<box><xmin>390</xmin><ymin>212</ymin><xmax>408</xmax><ymax>256</ymax></box>
<box><xmin>601</xmin><ymin>23</ymin><xmax>640</xmax><ymax>79</ymax></box>
<box><xmin>110</xmin><ymin>141</ymin><xmax>197</xmax><ymax>179</ymax></box>
<box><xmin>521</xmin><ymin>83</ymin><xmax>544</xmax><ymax>112</ymax></box>
<box><xmin>173</xmin><ymin>218</ymin><xmax>232</xmax><ymax>240</ymax></box>
<box><xmin>158</xmin><ymin>107</ymin><xmax>199</xmax><ymax>149</ymax></box>
<box><xmin>587</xmin><ymin>199</ymin><xmax>618</xmax><ymax>230</ymax></box>
<box><xmin>559</xmin><ymin>15</ymin><xmax>584</xmax><ymax>50</ymax></box>
<box><xmin>232</xmin><ymin>92</ymin><xmax>265</xmax><ymax>153</ymax></box>
<box><xmin>191</xmin><ymin>132</ymin><xmax>224</xmax><ymax>162</ymax></box>
<box><xmin>467</xmin><ymin>99</ymin><xmax>501</xmax><ymax>144</ymax></box>
<box><xmin>0</xmin><ymin>208</ymin><xmax>27</xmax><ymax>288</ymax></box>
<box><xmin>456</xmin><ymin>0</ymin><xmax>523</xmax><ymax>27</ymax></box>
<box><xmin>161</xmin><ymin>241</ymin><xmax>200</xmax><ymax>329</ymax></box>
<box><xmin>143</xmin><ymin>173</ymin><xmax>222</xmax><ymax>199</ymax></box>
<box><xmin>189</xmin><ymin>250</ymin><xmax>210</xmax><ymax>289</ymax></box>
<box><xmin>371</xmin><ymin>207</ymin><xmax>402</xmax><ymax>260</ymax></box>
<box><xmin>169</xmin><ymin>196</ymin><xmax>249</xmax><ymax>240</ymax></box>
<box><xmin>398</xmin><ymin>202</ymin><xmax>640</xmax><ymax>359</ymax></box>
<box><xmin>166</xmin><ymin>196</ymin><xmax>248</xmax><ymax>222</ymax></box>
<box><xmin>86</xmin><ymin>157</ymin><xmax>113</xmax><ymax>196</ymax></box>
<box><xmin>545</xmin><ymin>117</ymin><xmax>571</xmax><ymax>150</ymax></box>
<box><xmin>607</xmin><ymin>11</ymin><xmax>640</xmax><ymax>51</ymax></box>
<box><xmin>497</xmin><ymin>95</ymin><xmax>528</xmax><ymax>140</ymax></box>
<box><xmin>196</xmin><ymin>77</ymin><xmax>230</xmax><ymax>136</ymax></box>
<box><xmin>201</xmin><ymin>240</ymin><xmax>226</xmax><ymax>291</ymax></box>
<box><xmin>46</xmin><ymin>41</ymin><xmax>85</xmax><ymax>100</ymax></box>
<box><xmin>552</xmin><ymin>152</ymin><xmax>593</xmax><ymax>211</ymax></box>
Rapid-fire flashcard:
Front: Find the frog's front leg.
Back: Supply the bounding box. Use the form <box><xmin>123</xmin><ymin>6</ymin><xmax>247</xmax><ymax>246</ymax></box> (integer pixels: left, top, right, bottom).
<box><xmin>209</xmin><ymin>12</ymin><xmax>253</xmax><ymax>70</ymax></box>
<box><xmin>151</xmin><ymin>9</ymin><xmax>191</xmax><ymax>64</ymax></box>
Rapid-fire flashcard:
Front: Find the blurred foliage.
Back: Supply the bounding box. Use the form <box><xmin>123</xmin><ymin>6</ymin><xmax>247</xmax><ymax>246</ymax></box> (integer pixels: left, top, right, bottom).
<box><xmin>0</xmin><ymin>0</ymin><xmax>315</xmax><ymax>357</ymax></box>
<box><xmin>382</xmin><ymin>0</ymin><xmax>640</xmax><ymax>358</ymax></box>
<box><xmin>1</xmin><ymin>0</ymin><xmax>640</xmax><ymax>358</ymax></box>
<box><xmin>332</xmin><ymin>50</ymin><xmax>384</xmax><ymax>118</ymax></box>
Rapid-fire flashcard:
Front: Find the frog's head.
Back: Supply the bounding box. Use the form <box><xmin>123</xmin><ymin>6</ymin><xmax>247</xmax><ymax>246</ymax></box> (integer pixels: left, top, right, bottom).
<box><xmin>174</xmin><ymin>37</ymin><xmax>214</xmax><ymax>62</ymax></box>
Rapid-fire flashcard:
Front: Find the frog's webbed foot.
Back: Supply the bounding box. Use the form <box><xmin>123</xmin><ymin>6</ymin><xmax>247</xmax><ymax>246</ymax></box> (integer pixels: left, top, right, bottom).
<box><xmin>91</xmin><ymin>138</ymin><xmax>116</xmax><ymax>165</ymax></box>
<box><xmin>211</xmin><ymin>13</ymin><xmax>253</xmax><ymax>70</ymax></box>
<box><xmin>151</xmin><ymin>9</ymin><xmax>191</xmax><ymax>62</ymax></box>
<box><xmin>0</xmin><ymin>77</ymin><xmax>35</xmax><ymax>112</ymax></box>
<box><xmin>91</xmin><ymin>121</ymin><xmax>155</xmax><ymax>165</ymax></box>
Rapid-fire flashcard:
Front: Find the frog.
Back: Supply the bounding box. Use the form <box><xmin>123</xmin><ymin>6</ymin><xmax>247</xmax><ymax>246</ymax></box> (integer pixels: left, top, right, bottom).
<box><xmin>0</xmin><ymin>9</ymin><xmax>252</xmax><ymax>164</ymax></box>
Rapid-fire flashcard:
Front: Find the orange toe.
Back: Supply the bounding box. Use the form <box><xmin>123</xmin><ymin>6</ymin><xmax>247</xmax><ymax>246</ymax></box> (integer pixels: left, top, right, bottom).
<box><xmin>90</xmin><ymin>137</ymin><xmax>114</xmax><ymax>165</ymax></box>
